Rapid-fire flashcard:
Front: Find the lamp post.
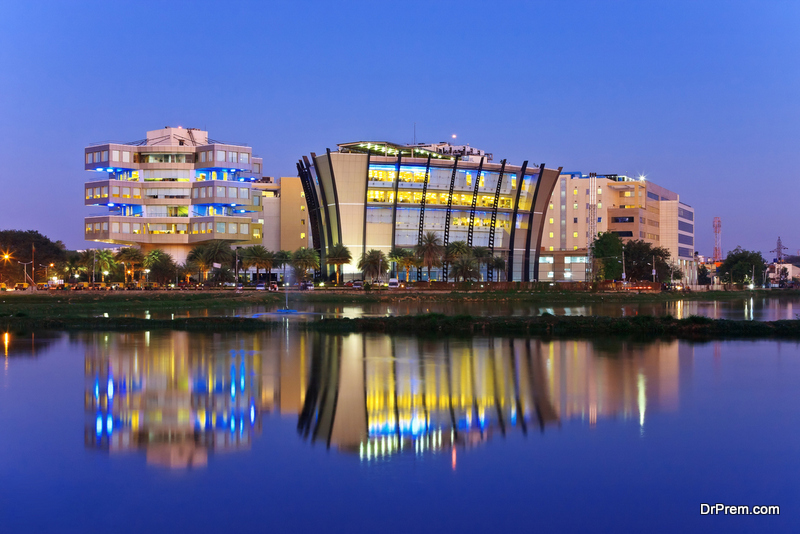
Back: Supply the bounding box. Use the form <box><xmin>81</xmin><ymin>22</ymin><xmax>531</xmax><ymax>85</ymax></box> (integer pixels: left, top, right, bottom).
<box><xmin>102</xmin><ymin>270</ymin><xmax>109</xmax><ymax>283</ymax></box>
<box><xmin>18</xmin><ymin>261</ymin><xmax>32</xmax><ymax>287</ymax></box>
<box><xmin>145</xmin><ymin>269</ymin><xmax>150</xmax><ymax>283</ymax></box>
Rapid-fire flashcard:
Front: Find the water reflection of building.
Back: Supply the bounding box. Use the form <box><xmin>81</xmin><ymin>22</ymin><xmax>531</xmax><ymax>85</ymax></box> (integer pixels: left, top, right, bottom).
<box><xmin>79</xmin><ymin>330</ymin><xmax>689</xmax><ymax>467</ymax></box>
<box><xmin>298</xmin><ymin>335</ymin><xmax>689</xmax><ymax>462</ymax></box>
<box><xmin>82</xmin><ymin>331</ymin><xmax>282</xmax><ymax>468</ymax></box>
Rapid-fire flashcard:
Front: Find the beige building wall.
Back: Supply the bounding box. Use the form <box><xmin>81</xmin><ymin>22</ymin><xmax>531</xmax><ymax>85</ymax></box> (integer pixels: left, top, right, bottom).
<box><xmin>278</xmin><ymin>177</ymin><xmax>310</xmax><ymax>252</ymax></box>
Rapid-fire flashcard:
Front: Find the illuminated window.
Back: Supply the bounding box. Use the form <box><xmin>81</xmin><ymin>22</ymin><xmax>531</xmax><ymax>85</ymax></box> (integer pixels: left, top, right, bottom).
<box><xmin>112</xmin><ymin>187</ymin><xmax>119</xmax><ymax>198</ymax></box>
<box><xmin>549</xmin><ymin>232</ymin><xmax>554</xmax><ymax>238</ymax></box>
<box><xmin>85</xmin><ymin>223</ymin><xmax>92</xmax><ymax>233</ymax></box>
<box><xmin>573</xmin><ymin>232</ymin><xmax>578</xmax><ymax>238</ymax></box>
<box><xmin>573</xmin><ymin>203</ymin><xmax>578</xmax><ymax>209</ymax></box>
<box><xmin>253</xmin><ymin>228</ymin><xmax>261</xmax><ymax>238</ymax></box>
<box><xmin>549</xmin><ymin>246</ymin><xmax>554</xmax><ymax>251</ymax></box>
<box><xmin>574</xmin><ymin>246</ymin><xmax>578</xmax><ymax>250</ymax></box>
<box><xmin>300</xmin><ymin>232</ymin><xmax>306</xmax><ymax>239</ymax></box>
<box><xmin>549</xmin><ymin>218</ymin><xmax>553</xmax><ymax>224</ymax></box>
<box><xmin>122</xmin><ymin>188</ymin><xmax>130</xmax><ymax>198</ymax></box>
<box><xmin>598</xmin><ymin>202</ymin><xmax>602</xmax><ymax>209</ymax></box>
<box><xmin>624</xmin><ymin>191</ymin><xmax>632</xmax><ymax>197</ymax></box>
<box><xmin>300</xmin><ymin>205</ymin><xmax>305</xmax><ymax>211</ymax></box>
<box><xmin>549</xmin><ymin>203</ymin><xmax>553</xmax><ymax>210</ymax></box>
<box><xmin>573</xmin><ymin>189</ymin><xmax>577</xmax><ymax>195</ymax></box>
<box><xmin>216</xmin><ymin>222</ymin><xmax>226</xmax><ymax>233</ymax></box>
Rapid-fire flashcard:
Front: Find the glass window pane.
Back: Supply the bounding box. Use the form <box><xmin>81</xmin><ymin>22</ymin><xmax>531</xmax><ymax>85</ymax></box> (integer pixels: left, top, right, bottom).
<box><xmin>217</xmin><ymin>151</ymin><xmax>225</xmax><ymax>162</ymax></box>
<box><xmin>216</xmin><ymin>222</ymin><xmax>226</xmax><ymax>233</ymax></box>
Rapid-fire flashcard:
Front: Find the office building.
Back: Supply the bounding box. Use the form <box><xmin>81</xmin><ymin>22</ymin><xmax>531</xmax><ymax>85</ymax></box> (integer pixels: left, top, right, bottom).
<box><xmin>84</xmin><ymin>127</ymin><xmax>264</xmax><ymax>264</ymax></box>
<box><xmin>297</xmin><ymin>141</ymin><xmax>563</xmax><ymax>281</ymax></box>
<box><xmin>540</xmin><ymin>173</ymin><xmax>696</xmax><ymax>284</ymax></box>
<box><xmin>252</xmin><ymin>176</ymin><xmax>310</xmax><ymax>253</ymax></box>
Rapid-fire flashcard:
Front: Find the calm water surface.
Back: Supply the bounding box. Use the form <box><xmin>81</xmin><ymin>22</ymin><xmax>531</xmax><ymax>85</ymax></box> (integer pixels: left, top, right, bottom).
<box><xmin>0</xmin><ymin>329</ymin><xmax>797</xmax><ymax>533</ymax></box>
<box><xmin>116</xmin><ymin>294</ymin><xmax>800</xmax><ymax>322</ymax></box>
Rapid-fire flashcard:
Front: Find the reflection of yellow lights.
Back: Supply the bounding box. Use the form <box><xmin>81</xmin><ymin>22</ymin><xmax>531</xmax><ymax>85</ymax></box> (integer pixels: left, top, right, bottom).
<box><xmin>4</xmin><ymin>332</ymin><xmax>8</xmax><ymax>357</ymax></box>
<box><xmin>451</xmin><ymin>447</ymin><xmax>457</xmax><ymax>470</ymax></box>
<box><xmin>638</xmin><ymin>372</ymin><xmax>647</xmax><ymax>428</ymax></box>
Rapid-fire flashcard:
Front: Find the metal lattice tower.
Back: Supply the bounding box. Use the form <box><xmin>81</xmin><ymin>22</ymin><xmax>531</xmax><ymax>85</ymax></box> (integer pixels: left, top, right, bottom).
<box><xmin>586</xmin><ymin>173</ymin><xmax>598</xmax><ymax>280</ymax></box>
<box><xmin>770</xmin><ymin>236</ymin><xmax>788</xmax><ymax>263</ymax></box>
<box><xmin>712</xmin><ymin>217</ymin><xmax>722</xmax><ymax>262</ymax></box>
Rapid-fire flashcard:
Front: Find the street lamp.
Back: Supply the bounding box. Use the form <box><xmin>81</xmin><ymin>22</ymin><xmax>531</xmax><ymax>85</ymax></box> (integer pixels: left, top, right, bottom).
<box><xmin>103</xmin><ymin>270</ymin><xmax>109</xmax><ymax>283</ymax></box>
<box><xmin>145</xmin><ymin>269</ymin><xmax>150</xmax><ymax>283</ymax></box>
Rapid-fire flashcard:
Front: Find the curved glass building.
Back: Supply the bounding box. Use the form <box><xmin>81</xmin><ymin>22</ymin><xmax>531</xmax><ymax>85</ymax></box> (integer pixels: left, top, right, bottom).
<box><xmin>297</xmin><ymin>141</ymin><xmax>562</xmax><ymax>281</ymax></box>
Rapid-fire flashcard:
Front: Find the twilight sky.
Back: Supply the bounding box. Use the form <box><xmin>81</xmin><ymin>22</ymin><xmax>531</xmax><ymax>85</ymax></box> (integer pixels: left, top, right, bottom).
<box><xmin>0</xmin><ymin>0</ymin><xmax>797</xmax><ymax>257</ymax></box>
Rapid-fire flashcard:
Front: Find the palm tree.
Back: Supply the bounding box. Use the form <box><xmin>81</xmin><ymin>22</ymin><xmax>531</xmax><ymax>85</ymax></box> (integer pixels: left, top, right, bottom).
<box><xmin>471</xmin><ymin>246</ymin><xmax>491</xmax><ymax>281</ymax></box>
<box><xmin>203</xmin><ymin>240</ymin><xmax>233</xmax><ymax>274</ymax></box>
<box><xmin>326</xmin><ymin>243</ymin><xmax>352</xmax><ymax>285</ymax></box>
<box><xmin>94</xmin><ymin>249</ymin><xmax>116</xmax><ymax>282</ymax></box>
<box><xmin>358</xmin><ymin>249</ymin><xmax>389</xmax><ymax>282</ymax></box>
<box><xmin>276</xmin><ymin>250</ymin><xmax>292</xmax><ymax>285</ymax></box>
<box><xmin>451</xmin><ymin>256</ymin><xmax>480</xmax><ymax>282</ymax></box>
<box><xmin>291</xmin><ymin>247</ymin><xmax>320</xmax><ymax>281</ymax></box>
<box><xmin>443</xmin><ymin>240</ymin><xmax>470</xmax><ymax>282</ymax></box>
<box><xmin>490</xmin><ymin>256</ymin><xmax>507</xmax><ymax>281</ymax></box>
<box><xmin>416</xmin><ymin>231</ymin><xmax>443</xmax><ymax>282</ymax></box>
<box><xmin>243</xmin><ymin>245</ymin><xmax>275</xmax><ymax>284</ymax></box>
<box><xmin>62</xmin><ymin>253</ymin><xmax>86</xmax><ymax>283</ymax></box>
<box><xmin>390</xmin><ymin>248</ymin><xmax>416</xmax><ymax>282</ymax></box>
<box><xmin>187</xmin><ymin>245</ymin><xmax>211</xmax><ymax>281</ymax></box>
<box><xmin>115</xmin><ymin>247</ymin><xmax>144</xmax><ymax>284</ymax></box>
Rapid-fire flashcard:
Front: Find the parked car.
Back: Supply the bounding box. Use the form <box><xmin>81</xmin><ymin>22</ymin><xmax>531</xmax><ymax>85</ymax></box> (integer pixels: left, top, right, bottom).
<box><xmin>255</xmin><ymin>283</ymin><xmax>266</xmax><ymax>290</ymax></box>
<box><xmin>14</xmin><ymin>283</ymin><xmax>29</xmax><ymax>291</ymax></box>
<box><xmin>299</xmin><ymin>281</ymin><xmax>314</xmax><ymax>291</ymax></box>
<box><xmin>0</xmin><ymin>283</ymin><xmax>6</xmax><ymax>291</ymax></box>
<box><xmin>352</xmin><ymin>280</ymin><xmax>363</xmax><ymax>289</ymax></box>
<box><xmin>388</xmin><ymin>278</ymin><xmax>400</xmax><ymax>289</ymax></box>
<box><xmin>269</xmin><ymin>283</ymin><xmax>278</xmax><ymax>291</ymax></box>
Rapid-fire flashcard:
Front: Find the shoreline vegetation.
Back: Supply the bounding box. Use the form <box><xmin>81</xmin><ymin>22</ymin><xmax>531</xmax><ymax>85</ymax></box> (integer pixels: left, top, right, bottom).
<box><xmin>0</xmin><ymin>311</ymin><xmax>800</xmax><ymax>342</ymax></box>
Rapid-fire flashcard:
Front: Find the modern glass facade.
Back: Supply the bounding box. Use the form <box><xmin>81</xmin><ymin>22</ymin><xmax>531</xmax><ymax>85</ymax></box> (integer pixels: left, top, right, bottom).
<box><xmin>297</xmin><ymin>141</ymin><xmax>563</xmax><ymax>282</ymax></box>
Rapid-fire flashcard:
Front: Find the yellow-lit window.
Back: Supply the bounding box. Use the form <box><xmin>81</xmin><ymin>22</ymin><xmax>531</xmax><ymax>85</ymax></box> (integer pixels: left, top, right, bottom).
<box><xmin>598</xmin><ymin>187</ymin><xmax>602</xmax><ymax>194</ymax></box>
<box><xmin>300</xmin><ymin>232</ymin><xmax>306</xmax><ymax>239</ymax></box>
<box><xmin>574</xmin><ymin>245</ymin><xmax>578</xmax><ymax>250</ymax></box>
<box><xmin>573</xmin><ymin>189</ymin><xmax>577</xmax><ymax>195</ymax></box>
<box><xmin>511</xmin><ymin>178</ymin><xmax>516</xmax><ymax>188</ymax></box>
<box><xmin>624</xmin><ymin>191</ymin><xmax>632</xmax><ymax>197</ymax></box>
<box><xmin>549</xmin><ymin>232</ymin><xmax>554</xmax><ymax>238</ymax></box>
<box><xmin>301</xmin><ymin>205</ymin><xmax>305</xmax><ymax>211</ymax></box>
<box><xmin>598</xmin><ymin>202</ymin><xmax>602</xmax><ymax>209</ymax></box>
<box><xmin>466</xmin><ymin>173</ymin><xmax>472</xmax><ymax>186</ymax></box>
<box><xmin>549</xmin><ymin>246</ymin><xmax>554</xmax><ymax>251</ymax></box>
<box><xmin>301</xmin><ymin>192</ymin><xmax>305</xmax><ymax>198</ymax></box>
<box><xmin>573</xmin><ymin>232</ymin><xmax>578</xmax><ymax>238</ymax></box>
<box><xmin>549</xmin><ymin>218</ymin><xmax>554</xmax><ymax>224</ymax></box>
<box><xmin>549</xmin><ymin>203</ymin><xmax>553</xmax><ymax>210</ymax></box>
<box><xmin>573</xmin><ymin>203</ymin><xmax>578</xmax><ymax>209</ymax></box>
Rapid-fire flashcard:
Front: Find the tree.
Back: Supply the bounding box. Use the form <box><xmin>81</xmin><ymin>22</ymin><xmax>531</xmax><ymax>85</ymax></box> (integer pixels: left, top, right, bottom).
<box><xmin>622</xmin><ymin>239</ymin><xmax>672</xmax><ymax>282</ymax></box>
<box><xmin>358</xmin><ymin>249</ymin><xmax>389</xmax><ymax>281</ymax></box>
<box><xmin>327</xmin><ymin>243</ymin><xmax>352</xmax><ymax>285</ymax></box>
<box><xmin>590</xmin><ymin>232</ymin><xmax>624</xmax><ymax>281</ymax></box>
<box><xmin>94</xmin><ymin>249</ymin><xmax>116</xmax><ymax>282</ymax></box>
<box><xmin>490</xmin><ymin>256</ymin><xmax>506</xmax><ymax>281</ymax></box>
<box><xmin>276</xmin><ymin>250</ymin><xmax>292</xmax><ymax>284</ymax></box>
<box><xmin>390</xmin><ymin>248</ymin><xmax>417</xmax><ymax>282</ymax></box>
<box><xmin>718</xmin><ymin>247</ymin><xmax>765</xmax><ymax>286</ymax></box>
<box><xmin>291</xmin><ymin>247</ymin><xmax>320</xmax><ymax>281</ymax></box>
<box><xmin>451</xmin><ymin>256</ymin><xmax>480</xmax><ymax>282</ymax></box>
<box><xmin>697</xmin><ymin>264</ymin><xmax>712</xmax><ymax>285</ymax></box>
<box><xmin>115</xmin><ymin>247</ymin><xmax>144</xmax><ymax>284</ymax></box>
<box><xmin>144</xmin><ymin>251</ymin><xmax>177</xmax><ymax>285</ymax></box>
<box><xmin>0</xmin><ymin>230</ymin><xmax>67</xmax><ymax>284</ymax></box>
<box><xmin>187</xmin><ymin>245</ymin><xmax>211</xmax><ymax>282</ymax></box>
<box><xmin>415</xmin><ymin>231</ymin><xmax>443</xmax><ymax>282</ymax></box>
<box><xmin>243</xmin><ymin>245</ymin><xmax>275</xmax><ymax>284</ymax></box>
<box><xmin>62</xmin><ymin>253</ymin><xmax>87</xmax><ymax>283</ymax></box>
<box><xmin>471</xmin><ymin>246</ymin><xmax>491</xmax><ymax>280</ymax></box>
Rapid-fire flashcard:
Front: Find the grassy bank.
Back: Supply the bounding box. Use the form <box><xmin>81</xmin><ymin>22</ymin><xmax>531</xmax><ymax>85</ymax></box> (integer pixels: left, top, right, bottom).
<box><xmin>0</xmin><ymin>315</ymin><xmax>273</xmax><ymax>332</ymax></box>
<box><xmin>309</xmin><ymin>313</ymin><xmax>800</xmax><ymax>340</ymax></box>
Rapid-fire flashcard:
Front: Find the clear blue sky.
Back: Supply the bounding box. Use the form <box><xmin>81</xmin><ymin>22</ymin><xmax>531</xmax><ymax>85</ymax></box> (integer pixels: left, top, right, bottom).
<box><xmin>1</xmin><ymin>0</ymin><xmax>797</xmax><ymax>257</ymax></box>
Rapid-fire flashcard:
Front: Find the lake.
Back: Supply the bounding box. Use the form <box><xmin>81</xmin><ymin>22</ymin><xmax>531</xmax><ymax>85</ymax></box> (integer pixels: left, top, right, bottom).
<box><xmin>0</xmin><ymin>329</ymin><xmax>796</xmax><ymax>533</ymax></box>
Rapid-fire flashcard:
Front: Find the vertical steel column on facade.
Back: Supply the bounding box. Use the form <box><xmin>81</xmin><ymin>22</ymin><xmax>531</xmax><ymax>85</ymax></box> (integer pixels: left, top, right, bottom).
<box><xmin>304</xmin><ymin>155</ymin><xmax>328</xmax><ymax>271</ymax></box>
<box><xmin>466</xmin><ymin>157</ymin><xmax>485</xmax><ymax>247</ymax></box>
<box><xmin>505</xmin><ymin>161</ymin><xmax>528</xmax><ymax>282</ymax></box>
<box><xmin>487</xmin><ymin>159</ymin><xmax>506</xmax><ymax>281</ymax></box>
<box><xmin>296</xmin><ymin>161</ymin><xmax>322</xmax><ymax>259</ymax></box>
<box><xmin>531</xmin><ymin>166</ymin><xmax>563</xmax><ymax>283</ymax></box>
<box><xmin>361</xmin><ymin>151</ymin><xmax>371</xmax><ymax>262</ymax></box>
<box><xmin>416</xmin><ymin>155</ymin><xmax>432</xmax><ymax>281</ymax></box>
<box><xmin>442</xmin><ymin>156</ymin><xmax>460</xmax><ymax>282</ymax></box>
<box><xmin>389</xmin><ymin>154</ymin><xmax>402</xmax><ymax>251</ymax></box>
<box><xmin>309</xmin><ymin>153</ymin><xmax>333</xmax><ymax>261</ymax></box>
<box><xmin>325</xmin><ymin>148</ymin><xmax>344</xmax><ymax>251</ymax></box>
<box><xmin>523</xmin><ymin>164</ymin><xmax>546</xmax><ymax>282</ymax></box>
